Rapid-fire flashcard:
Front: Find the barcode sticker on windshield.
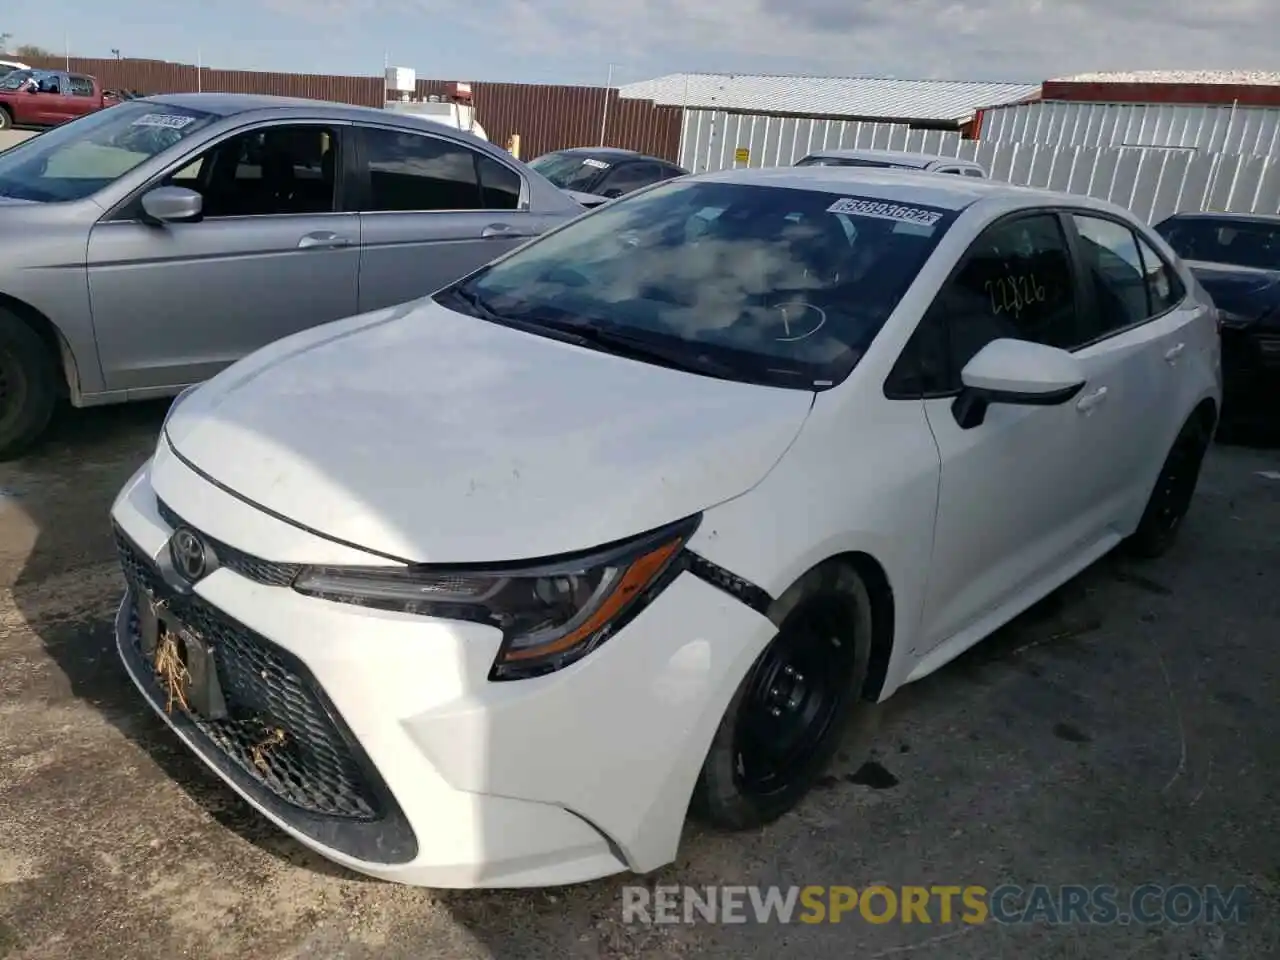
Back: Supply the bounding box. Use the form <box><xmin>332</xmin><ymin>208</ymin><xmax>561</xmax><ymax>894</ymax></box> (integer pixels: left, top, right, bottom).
<box><xmin>582</xmin><ymin>158</ymin><xmax>610</xmax><ymax>169</ymax></box>
<box><xmin>131</xmin><ymin>113</ymin><xmax>197</xmax><ymax>130</ymax></box>
<box><xmin>826</xmin><ymin>197</ymin><xmax>942</xmax><ymax>226</ymax></box>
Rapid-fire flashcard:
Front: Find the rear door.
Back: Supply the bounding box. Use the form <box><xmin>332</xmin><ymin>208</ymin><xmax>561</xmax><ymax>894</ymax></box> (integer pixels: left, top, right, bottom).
<box><xmin>1065</xmin><ymin>211</ymin><xmax>1200</xmax><ymax>524</ymax></box>
<box><xmin>352</xmin><ymin>124</ymin><xmax>541</xmax><ymax>312</ymax></box>
<box><xmin>87</xmin><ymin>119</ymin><xmax>361</xmax><ymax>392</ymax></box>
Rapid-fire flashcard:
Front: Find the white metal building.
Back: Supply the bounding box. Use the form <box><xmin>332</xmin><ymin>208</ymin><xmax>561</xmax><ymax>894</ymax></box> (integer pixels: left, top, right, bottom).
<box><xmin>617</xmin><ymin>72</ymin><xmax>1039</xmax><ymax>173</ymax></box>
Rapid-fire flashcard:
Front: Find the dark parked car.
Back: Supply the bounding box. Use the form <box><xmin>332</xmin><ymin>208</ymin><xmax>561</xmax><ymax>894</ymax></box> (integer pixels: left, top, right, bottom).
<box><xmin>1153</xmin><ymin>212</ymin><xmax>1280</xmax><ymax>428</ymax></box>
<box><xmin>527</xmin><ymin>147</ymin><xmax>687</xmax><ymax>207</ymax></box>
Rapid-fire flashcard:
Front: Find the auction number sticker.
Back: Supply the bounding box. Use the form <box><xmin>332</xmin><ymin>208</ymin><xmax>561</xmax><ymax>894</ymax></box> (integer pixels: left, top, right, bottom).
<box><xmin>826</xmin><ymin>196</ymin><xmax>942</xmax><ymax>226</ymax></box>
<box><xmin>582</xmin><ymin>157</ymin><xmax>610</xmax><ymax>169</ymax></box>
<box><xmin>131</xmin><ymin>113</ymin><xmax>198</xmax><ymax>130</ymax></box>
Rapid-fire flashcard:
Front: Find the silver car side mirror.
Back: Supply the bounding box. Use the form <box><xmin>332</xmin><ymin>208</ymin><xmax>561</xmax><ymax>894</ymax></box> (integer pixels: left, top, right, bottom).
<box><xmin>141</xmin><ymin>186</ymin><xmax>203</xmax><ymax>224</ymax></box>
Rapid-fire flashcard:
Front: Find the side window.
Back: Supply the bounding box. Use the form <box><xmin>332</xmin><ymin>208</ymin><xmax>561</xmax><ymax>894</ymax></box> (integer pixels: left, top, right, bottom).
<box><xmin>941</xmin><ymin>214</ymin><xmax>1080</xmax><ymax>381</ymax></box>
<box><xmin>69</xmin><ymin>77</ymin><xmax>94</xmax><ymax>97</ymax></box>
<box><xmin>160</xmin><ymin>124</ymin><xmax>338</xmax><ymax>218</ymax></box>
<box><xmin>596</xmin><ymin>162</ymin><xmax>662</xmax><ymax>196</ymax></box>
<box><xmin>476</xmin><ymin>153</ymin><xmax>522</xmax><ymax>210</ymax></box>
<box><xmin>937</xmin><ymin>168</ymin><xmax>964</xmax><ymax>175</ymax></box>
<box><xmin>1070</xmin><ymin>214</ymin><xmax>1151</xmax><ymax>338</ymax></box>
<box><xmin>361</xmin><ymin>127</ymin><xmax>482</xmax><ymax>211</ymax></box>
<box><xmin>1135</xmin><ymin>234</ymin><xmax>1185</xmax><ymax>314</ymax></box>
<box><xmin>885</xmin><ymin>308</ymin><xmax>951</xmax><ymax>398</ymax></box>
<box><xmin>964</xmin><ymin>168</ymin><xmax>985</xmax><ymax>178</ymax></box>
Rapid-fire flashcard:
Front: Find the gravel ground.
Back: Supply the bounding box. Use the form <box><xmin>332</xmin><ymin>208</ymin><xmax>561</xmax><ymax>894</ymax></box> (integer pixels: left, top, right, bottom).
<box><xmin>0</xmin><ymin>401</ymin><xmax>1277</xmax><ymax>959</ymax></box>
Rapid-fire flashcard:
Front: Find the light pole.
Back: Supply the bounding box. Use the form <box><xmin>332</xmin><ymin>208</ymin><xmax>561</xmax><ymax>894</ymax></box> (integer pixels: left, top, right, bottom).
<box><xmin>598</xmin><ymin>63</ymin><xmax>615</xmax><ymax>146</ymax></box>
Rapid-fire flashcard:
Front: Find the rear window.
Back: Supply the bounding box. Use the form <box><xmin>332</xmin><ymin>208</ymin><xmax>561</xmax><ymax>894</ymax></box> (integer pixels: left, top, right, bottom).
<box><xmin>1154</xmin><ymin>216</ymin><xmax>1280</xmax><ymax>271</ymax></box>
<box><xmin>447</xmin><ymin>179</ymin><xmax>957</xmax><ymax>389</ymax></box>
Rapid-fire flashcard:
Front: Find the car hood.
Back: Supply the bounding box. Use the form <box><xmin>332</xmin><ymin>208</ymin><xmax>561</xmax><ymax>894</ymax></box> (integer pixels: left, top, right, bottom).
<box><xmin>163</xmin><ymin>299</ymin><xmax>815</xmax><ymax>564</ymax></box>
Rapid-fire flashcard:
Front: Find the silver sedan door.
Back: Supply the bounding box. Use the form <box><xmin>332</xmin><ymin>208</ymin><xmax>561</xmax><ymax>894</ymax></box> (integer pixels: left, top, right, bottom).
<box><xmin>352</xmin><ymin>124</ymin><xmax>545</xmax><ymax>312</ymax></box>
<box><xmin>86</xmin><ymin>120</ymin><xmax>360</xmax><ymax>393</ymax></box>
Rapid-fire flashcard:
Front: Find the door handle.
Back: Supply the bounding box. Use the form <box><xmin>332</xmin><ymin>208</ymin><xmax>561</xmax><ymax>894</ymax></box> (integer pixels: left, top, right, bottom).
<box><xmin>1075</xmin><ymin>386</ymin><xmax>1108</xmax><ymax>413</ymax></box>
<box><xmin>1164</xmin><ymin>342</ymin><xmax>1186</xmax><ymax>364</ymax></box>
<box><xmin>297</xmin><ymin>231</ymin><xmax>353</xmax><ymax>249</ymax></box>
<box><xmin>481</xmin><ymin>223</ymin><xmax>522</xmax><ymax>239</ymax></box>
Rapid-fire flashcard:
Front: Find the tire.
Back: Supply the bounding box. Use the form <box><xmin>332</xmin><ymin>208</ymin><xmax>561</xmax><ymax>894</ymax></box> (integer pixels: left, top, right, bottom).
<box><xmin>691</xmin><ymin>561</ymin><xmax>877</xmax><ymax>830</ymax></box>
<box><xmin>1123</xmin><ymin>413</ymin><xmax>1212</xmax><ymax>560</ymax></box>
<box><xmin>0</xmin><ymin>107</ymin><xmax>12</xmax><ymax>132</ymax></box>
<box><xmin>0</xmin><ymin>310</ymin><xmax>59</xmax><ymax>461</ymax></box>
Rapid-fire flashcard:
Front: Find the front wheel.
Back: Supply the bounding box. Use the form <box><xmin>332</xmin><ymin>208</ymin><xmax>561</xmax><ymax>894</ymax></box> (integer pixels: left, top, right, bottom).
<box><xmin>691</xmin><ymin>562</ymin><xmax>877</xmax><ymax>830</ymax></box>
<box><xmin>0</xmin><ymin>310</ymin><xmax>59</xmax><ymax>461</ymax></box>
<box><xmin>1123</xmin><ymin>413</ymin><xmax>1212</xmax><ymax>559</ymax></box>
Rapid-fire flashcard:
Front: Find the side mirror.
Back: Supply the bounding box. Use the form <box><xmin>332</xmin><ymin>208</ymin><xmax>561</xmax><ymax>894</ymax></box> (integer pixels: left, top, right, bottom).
<box><xmin>602</xmin><ymin>187</ymin><xmax>623</xmax><ymax>199</ymax></box>
<box><xmin>140</xmin><ymin>186</ymin><xmax>203</xmax><ymax>224</ymax></box>
<box><xmin>952</xmin><ymin>338</ymin><xmax>1086</xmax><ymax>429</ymax></box>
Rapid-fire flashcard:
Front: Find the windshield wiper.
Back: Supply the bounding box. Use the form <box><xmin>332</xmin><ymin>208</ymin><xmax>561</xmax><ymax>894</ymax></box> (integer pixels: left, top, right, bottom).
<box><xmin>441</xmin><ymin>286</ymin><xmax>613</xmax><ymax>349</ymax></box>
<box><xmin>532</xmin><ymin>319</ymin><xmax>765</xmax><ymax>381</ymax></box>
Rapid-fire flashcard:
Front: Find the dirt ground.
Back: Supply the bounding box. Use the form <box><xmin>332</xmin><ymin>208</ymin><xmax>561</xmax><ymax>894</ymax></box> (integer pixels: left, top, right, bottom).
<box><xmin>0</xmin><ymin>401</ymin><xmax>1277</xmax><ymax>959</ymax></box>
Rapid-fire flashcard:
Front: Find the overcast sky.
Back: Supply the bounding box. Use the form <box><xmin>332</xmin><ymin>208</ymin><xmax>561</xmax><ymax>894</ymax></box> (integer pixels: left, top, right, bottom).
<box><xmin>3</xmin><ymin>0</ymin><xmax>1277</xmax><ymax>85</ymax></box>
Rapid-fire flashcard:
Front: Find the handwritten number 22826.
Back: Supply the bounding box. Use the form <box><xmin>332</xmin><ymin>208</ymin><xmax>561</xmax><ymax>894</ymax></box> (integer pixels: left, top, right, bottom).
<box><xmin>984</xmin><ymin>274</ymin><xmax>1046</xmax><ymax>317</ymax></box>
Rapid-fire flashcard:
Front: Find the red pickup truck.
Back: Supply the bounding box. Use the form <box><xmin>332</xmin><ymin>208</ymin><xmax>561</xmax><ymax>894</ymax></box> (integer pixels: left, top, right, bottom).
<box><xmin>0</xmin><ymin>69</ymin><xmax>120</xmax><ymax>130</ymax></box>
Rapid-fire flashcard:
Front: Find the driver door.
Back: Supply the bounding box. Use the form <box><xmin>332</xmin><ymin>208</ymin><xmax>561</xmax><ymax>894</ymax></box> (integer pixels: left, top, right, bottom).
<box><xmin>915</xmin><ymin>211</ymin><xmax>1107</xmax><ymax>651</ymax></box>
<box><xmin>86</xmin><ymin>120</ymin><xmax>361</xmax><ymax>393</ymax></box>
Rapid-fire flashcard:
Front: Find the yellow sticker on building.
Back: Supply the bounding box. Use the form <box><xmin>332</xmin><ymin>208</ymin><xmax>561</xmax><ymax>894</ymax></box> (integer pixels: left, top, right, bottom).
<box><xmin>734</xmin><ymin>147</ymin><xmax>749</xmax><ymax>163</ymax></box>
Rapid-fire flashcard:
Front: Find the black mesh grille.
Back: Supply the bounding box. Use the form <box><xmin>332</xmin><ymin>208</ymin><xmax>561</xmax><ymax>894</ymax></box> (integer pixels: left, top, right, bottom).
<box><xmin>155</xmin><ymin>499</ymin><xmax>302</xmax><ymax>587</ymax></box>
<box><xmin>115</xmin><ymin>527</ymin><xmax>380</xmax><ymax>821</ymax></box>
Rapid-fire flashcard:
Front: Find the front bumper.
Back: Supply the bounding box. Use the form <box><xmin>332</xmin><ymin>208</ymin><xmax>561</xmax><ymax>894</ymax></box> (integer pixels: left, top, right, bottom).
<box><xmin>110</xmin><ymin>452</ymin><xmax>775</xmax><ymax>888</ymax></box>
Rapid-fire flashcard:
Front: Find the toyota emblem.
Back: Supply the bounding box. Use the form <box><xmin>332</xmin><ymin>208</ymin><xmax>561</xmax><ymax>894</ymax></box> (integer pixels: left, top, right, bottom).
<box><xmin>169</xmin><ymin>527</ymin><xmax>208</xmax><ymax>582</ymax></box>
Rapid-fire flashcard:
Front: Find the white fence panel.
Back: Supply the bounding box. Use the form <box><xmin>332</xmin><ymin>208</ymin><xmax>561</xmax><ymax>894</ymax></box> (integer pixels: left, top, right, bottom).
<box><xmin>678</xmin><ymin>109</ymin><xmax>1280</xmax><ymax>221</ymax></box>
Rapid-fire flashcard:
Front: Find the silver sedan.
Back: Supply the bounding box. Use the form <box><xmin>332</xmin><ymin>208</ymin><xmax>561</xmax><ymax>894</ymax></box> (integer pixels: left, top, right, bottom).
<box><xmin>0</xmin><ymin>93</ymin><xmax>584</xmax><ymax>457</ymax></box>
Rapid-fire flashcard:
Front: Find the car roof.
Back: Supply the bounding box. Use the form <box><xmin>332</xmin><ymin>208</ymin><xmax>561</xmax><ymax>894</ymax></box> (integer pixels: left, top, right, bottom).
<box><xmin>800</xmin><ymin>148</ymin><xmax>980</xmax><ymax>169</ymax></box>
<box><xmin>1158</xmin><ymin>211</ymin><xmax>1280</xmax><ymax>225</ymax></box>
<box><xmin>555</xmin><ymin>146</ymin><xmax>675</xmax><ymax>163</ymax></box>
<box><xmin>690</xmin><ymin>164</ymin><xmax>1132</xmax><ymax>216</ymax></box>
<box><xmin>138</xmin><ymin>92</ymin><xmax>496</xmax><ymax>140</ymax></box>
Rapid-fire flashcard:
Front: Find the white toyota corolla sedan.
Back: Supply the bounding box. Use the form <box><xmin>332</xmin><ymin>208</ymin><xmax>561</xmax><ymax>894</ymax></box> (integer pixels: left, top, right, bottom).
<box><xmin>110</xmin><ymin>166</ymin><xmax>1221</xmax><ymax>888</ymax></box>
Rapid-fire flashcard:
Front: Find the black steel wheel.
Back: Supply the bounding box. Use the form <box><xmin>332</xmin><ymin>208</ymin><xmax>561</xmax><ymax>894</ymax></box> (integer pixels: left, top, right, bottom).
<box><xmin>1124</xmin><ymin>413</ymin><xmax>1212</xmax><ymax>559</ymax></box>
<box><xmin>0</xmin><ymin>309</ymin><xmax>58</xmax><ymax>461</ymax></box>
<box><xmin>691</xmin><ymin>561</ymin><xmax>876</xmax><ymax>830</ymax></box>
<box><xmin>733</xmin><ymin>595</ymin><xmax>859</xmax><ymax>799</ymax></box>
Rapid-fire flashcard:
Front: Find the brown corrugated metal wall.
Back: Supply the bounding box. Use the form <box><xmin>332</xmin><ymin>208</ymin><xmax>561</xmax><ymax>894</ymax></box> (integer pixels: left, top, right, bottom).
<box><xmin>21</xmin><ymin>55</ymin><xmax>683</xmax><ymax>160</ymax></box>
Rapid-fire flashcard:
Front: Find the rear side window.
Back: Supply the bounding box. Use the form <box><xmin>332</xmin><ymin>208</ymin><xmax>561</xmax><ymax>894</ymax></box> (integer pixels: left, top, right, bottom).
<box><xmin>69</xmin><ymin>77</ymin><xmax>94</xmax><ymax>97</ymax></box>
<box><xmin>1135</xmin><ymin>235</ymin><xmax>1184</xmax><ymax>313</ymax></box>
<box><xmin>1071</xmin><ymin>214</ymin><xmax>1151</xmax><ymax>337</ymax></box>
<box><xmin>477</xmin><ymin>154</ymin><xmax>521</xmax><ymax>210</ymax></box>
<box><xmin>963</xmin><ymin>168</ymin><xmax>985</xmax><ymax>178</ymax></box>
<box><xmin>361</xmin><ymin>128</ymin><xmax>482</xmax><ymax>211</ymax></box>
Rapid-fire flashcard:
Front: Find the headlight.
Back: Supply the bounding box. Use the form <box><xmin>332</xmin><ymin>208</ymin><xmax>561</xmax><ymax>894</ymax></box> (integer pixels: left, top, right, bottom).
<box><xmin>291</xmin><ymin>514</ymin><xmax>700</xmax><ymax>680</ymax></box>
